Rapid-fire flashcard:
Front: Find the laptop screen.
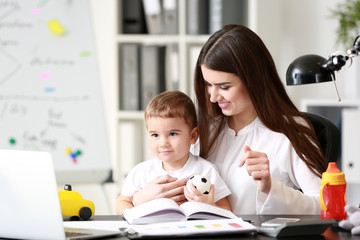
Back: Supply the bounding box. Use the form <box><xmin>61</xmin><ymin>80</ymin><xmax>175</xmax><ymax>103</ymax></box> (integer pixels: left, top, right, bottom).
<box><xmin>0</xmin><ymin>149</ymin><xmax>66</xmax><ymax>240</ymax></box>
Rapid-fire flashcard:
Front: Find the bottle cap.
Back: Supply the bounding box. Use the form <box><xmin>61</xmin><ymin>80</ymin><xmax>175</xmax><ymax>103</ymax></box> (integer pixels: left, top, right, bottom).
<box><xmin>321</xmin><ymin>162</ymin><xmax>346</xmax><ymax>185</ymax></box>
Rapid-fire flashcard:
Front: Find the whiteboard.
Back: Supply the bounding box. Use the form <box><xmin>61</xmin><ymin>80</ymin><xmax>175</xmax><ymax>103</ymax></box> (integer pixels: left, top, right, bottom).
<box><xmin>0</xmin><ymin>0</ymin><xmax>111</xmax><ymax>183</ymax></box>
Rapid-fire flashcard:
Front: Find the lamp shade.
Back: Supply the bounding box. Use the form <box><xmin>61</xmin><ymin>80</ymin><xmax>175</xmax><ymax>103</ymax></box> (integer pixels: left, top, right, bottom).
<box><xmin>286</xmin><ymin>54</ymin><xmax>333</xmax><ymax>85</ymax></box>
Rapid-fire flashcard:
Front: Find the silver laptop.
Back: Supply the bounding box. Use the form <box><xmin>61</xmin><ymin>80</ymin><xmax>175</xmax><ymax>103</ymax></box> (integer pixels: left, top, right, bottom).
<box><xmin>0</xmin><ymin>149</ymin><xmax>120</xmax><ymax>240</ymax></box>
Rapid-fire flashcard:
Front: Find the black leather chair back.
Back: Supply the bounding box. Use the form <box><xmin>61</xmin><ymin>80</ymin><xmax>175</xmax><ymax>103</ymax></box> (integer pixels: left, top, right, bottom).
<box><xmin>302</xmin><ymin>112</ymin><xmax>341</xmax><ymax>162</ymax></box>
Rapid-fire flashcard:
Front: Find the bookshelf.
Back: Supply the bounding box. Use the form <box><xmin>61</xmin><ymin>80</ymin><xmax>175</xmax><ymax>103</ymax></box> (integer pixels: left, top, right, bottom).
<box><xmin>301</xmin><ymin>99</ymin><xmax>360</xmax><ymax>183</ymax></box>
<box><xmin>115</xmin><ymin>0</ymin><xmax>280</xmax><ymax>186</ymax></box>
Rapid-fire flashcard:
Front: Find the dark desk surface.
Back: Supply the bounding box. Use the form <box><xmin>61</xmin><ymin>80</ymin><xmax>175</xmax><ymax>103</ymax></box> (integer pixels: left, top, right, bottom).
<box><xmin>64</xmin><ymin>215</ymin><xmax>360</xmax><ymax>240</ymax></box>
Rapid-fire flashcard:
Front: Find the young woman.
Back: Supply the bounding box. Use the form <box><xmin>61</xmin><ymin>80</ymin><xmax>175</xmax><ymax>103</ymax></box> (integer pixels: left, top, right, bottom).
<box><xmin>130</xmin><ymin>24</ymin><xmax>326</xmax><ymax>215</ymax></box>
<box><xmin>193</xmin><ymin>24</ymin><xmax>327</xmax><ymax>214</ymax></box>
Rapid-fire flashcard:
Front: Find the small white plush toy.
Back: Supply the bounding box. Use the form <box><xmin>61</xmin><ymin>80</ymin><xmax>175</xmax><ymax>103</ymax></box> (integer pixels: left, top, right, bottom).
<box><xmin>186</xmin><ymin>175</ymin><xmax>211</xmax><ymax>195</ymax></box>
<box><xmin>339</xmin><ymin>204</ymin><xmax>360</xmax><ymax>235</ymax></box>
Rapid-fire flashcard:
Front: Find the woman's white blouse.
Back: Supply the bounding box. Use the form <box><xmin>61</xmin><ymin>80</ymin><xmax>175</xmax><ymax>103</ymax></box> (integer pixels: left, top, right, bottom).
<box><xmin>204</xmin><ymin>117</ymin><xmax>321</xmax><ymax>215</ymax></box>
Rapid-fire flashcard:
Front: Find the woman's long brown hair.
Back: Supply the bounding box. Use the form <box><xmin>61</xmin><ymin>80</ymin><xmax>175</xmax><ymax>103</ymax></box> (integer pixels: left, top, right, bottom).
<box><xmin>194</xmin><ymin>24</ymin><xmax>327</xmax><ymax>177</ymax></box>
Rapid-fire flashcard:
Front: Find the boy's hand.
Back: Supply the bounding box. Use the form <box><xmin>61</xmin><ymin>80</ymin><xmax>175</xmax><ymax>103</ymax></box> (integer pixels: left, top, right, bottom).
<box><xmin>184</xmin><ymin>183</ymin><xmax>215</xmax><ymax>206</ymax></box>
<box><xmin>132</xmin><ymin>175</ymin><xmax>187</xmax><ymax>206</ymax></box>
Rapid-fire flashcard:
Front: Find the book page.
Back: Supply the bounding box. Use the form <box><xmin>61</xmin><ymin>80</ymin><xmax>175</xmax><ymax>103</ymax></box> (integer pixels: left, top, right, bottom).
<box><xmin>63</xmin><ymin>221</ymin><xmax>129</xmax><ymax>231</ymax></box>
<box><xmin>123</xmin><ymin>198</ymin><xmax>186</xmax><ymax>224</ymax></box>
<box><xmin>129</xmin><ymin>218</ymin><xmax>257</xmax><ymax>237</ymax></box>
<box><xmin>179</xmin><ymin>202</ymin><xmax>238</xmax><ymax>220</ymax></box>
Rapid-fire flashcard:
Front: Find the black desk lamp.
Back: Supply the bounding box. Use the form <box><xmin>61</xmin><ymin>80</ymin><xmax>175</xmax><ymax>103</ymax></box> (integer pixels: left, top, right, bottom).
<box><xmin>286</xmin><ymin>35</ymin><xmax>360</xmax><ymax>101</ymax></box>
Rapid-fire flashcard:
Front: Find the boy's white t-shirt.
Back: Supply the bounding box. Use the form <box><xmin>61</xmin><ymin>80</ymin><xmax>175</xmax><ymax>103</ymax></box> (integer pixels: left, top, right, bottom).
<box><xmin>121</xmin><ymin>153</ymin><xmax>231</xmax><ymax>202</ymax></box>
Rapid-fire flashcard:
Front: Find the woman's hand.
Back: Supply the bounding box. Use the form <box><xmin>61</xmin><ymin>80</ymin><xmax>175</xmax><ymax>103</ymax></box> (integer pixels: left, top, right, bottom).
<box><xmin>132</xmin><ymin>175</ymin><xmax>188</xmax><ymax>206</ymax></box>
<box><xmin>184</xmin><ymin>183</ymin><xmax>216</xmax><ymax>206</ymax></box>
<box><xmin>239</xmin><ymin>145</ymin><xmax>271</xmax><ymax>194</ymax></box>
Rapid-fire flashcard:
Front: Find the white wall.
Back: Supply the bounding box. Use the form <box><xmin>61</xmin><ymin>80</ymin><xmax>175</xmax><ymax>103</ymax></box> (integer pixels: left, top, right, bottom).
<box><xmin>67</xmin><ymin>0</ymin><xmax>118</xmax><ymax>215</ymax></box>
<box><xmin>91</xmin><ymin>0</ymin><xmax>117</xmax><ymax>175</ymax></box>
<box><xmin>233</xmin><ymin>0</ymin><xmax>353</xmax><ymax>108</ymax></box>
<box><xmin>258</xmin><ymin>0</ymin><xmax>350</xmax><ymax>108</ymax></box>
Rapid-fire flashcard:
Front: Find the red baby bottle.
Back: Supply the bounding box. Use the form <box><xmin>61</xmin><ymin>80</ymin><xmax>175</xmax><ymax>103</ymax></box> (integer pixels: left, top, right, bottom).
<box><xmin>320</xmin><ymin>162</ymin><xmax>347</xmax><ymax>220</ymax></box>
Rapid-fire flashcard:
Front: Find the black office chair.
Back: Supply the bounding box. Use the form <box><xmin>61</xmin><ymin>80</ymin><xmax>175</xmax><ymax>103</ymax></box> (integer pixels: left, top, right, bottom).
<box><xmin>301</xmin><ymin>112</ymin><xmax>341</xmax><ymax>163</ymax></box>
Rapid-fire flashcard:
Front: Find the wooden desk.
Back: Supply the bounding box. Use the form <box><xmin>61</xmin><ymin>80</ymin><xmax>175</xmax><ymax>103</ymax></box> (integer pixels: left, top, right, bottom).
<box><xmin>64</xmin><ymin>215</ymin><xmax>360</xmax><ymax>240</ymax></box>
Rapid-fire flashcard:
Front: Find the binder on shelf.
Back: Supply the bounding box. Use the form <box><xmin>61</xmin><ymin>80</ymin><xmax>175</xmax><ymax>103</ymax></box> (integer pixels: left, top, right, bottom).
<box><xmin>188</xmin><ymin>45</ymin><xmax>202</xmax><ymax>99</ymax></box>
<box><xmin>162</xmin><ymin>0</ymin><xmax>178</xmax><ymax>34</ymax></box>
<box><xmin>186</xmin><ymin>0</ymin><xmax>209</xmax><ymax>35</ymax></box>
<box><xmin>142</xmin><ymin>0</ymin><xmax>164</xmax><ymax>34</ymax></box>
<box><xmin>121</xmin><ymin>0</ymin><xmax>148</xmax><ymax>34</ymax></box>
<box><xmin>118</xmin><ymin>121</ymin><xmax>143</xmax><ymax>180</ymax></box>
<box><xmin>209</xmin><ymin>0</ymin><xmax>248</xmax><ymax>34</ymax></box>
<box><xmin>165</xmin><ymin>44</ymin><xmax>179</xmax><ymax>91</ymax></box>
<box><xmin>120</xmin><ymin>44</ymin><xmax>141</xmax><ymax>111</ymax></box>
<box><xmin>140</xmin><ymin>45</ymin><xmax>166</xmax><ymax>110</ymax></box>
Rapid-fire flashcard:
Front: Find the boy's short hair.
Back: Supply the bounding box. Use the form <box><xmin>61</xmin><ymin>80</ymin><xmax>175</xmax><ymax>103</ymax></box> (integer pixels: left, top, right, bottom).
<box><xmin>145</xmin><ymin>91</ymin><xmax>197</xmax><ymax>129</ymax></box>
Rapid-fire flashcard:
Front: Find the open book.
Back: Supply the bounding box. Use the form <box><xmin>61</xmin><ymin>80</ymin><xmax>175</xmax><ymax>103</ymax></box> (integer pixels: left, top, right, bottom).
<box><xmin>123</xmin><ymin>198</ymin><xmax>238</xmax><ymax>225</ymax></box>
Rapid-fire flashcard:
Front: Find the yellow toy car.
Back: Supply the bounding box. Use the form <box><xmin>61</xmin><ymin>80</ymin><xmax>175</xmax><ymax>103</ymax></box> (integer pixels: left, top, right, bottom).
<box><xmin>58</xmin><ymin>184</ymin><xmax>95</xmax><ymax>220</ymax></box>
